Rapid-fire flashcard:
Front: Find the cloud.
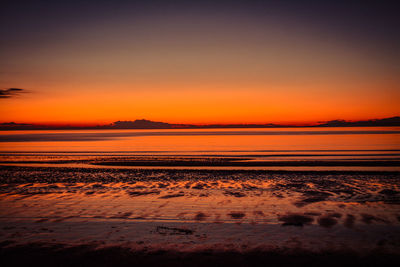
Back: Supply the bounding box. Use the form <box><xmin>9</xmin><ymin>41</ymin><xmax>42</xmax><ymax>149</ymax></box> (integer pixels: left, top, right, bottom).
<box><xmin>0</xmin><ymin>88</ymin><xmax>26</xmax><ymax>98</ymax></box>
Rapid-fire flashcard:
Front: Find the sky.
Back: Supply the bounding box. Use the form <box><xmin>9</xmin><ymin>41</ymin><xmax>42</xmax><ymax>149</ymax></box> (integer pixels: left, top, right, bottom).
<box><xmin>1</xmin><ymin>0</ymin><xmax>399</xmax><ymax>125</ymax></box>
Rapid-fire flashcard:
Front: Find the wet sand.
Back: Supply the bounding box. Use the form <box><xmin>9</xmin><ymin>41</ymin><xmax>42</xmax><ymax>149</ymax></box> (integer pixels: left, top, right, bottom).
<box><xmin>0</xmin><ymin>166</ymin><xmax>399</xmax><ymax>266</ymax></box>
<box><xmin>1</xmin><ymin>154</ymin><xmax>399</xmax><ymax>172</ymax></box>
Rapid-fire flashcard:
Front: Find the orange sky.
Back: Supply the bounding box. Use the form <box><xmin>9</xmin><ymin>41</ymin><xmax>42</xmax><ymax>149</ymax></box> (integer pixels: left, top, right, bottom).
<box><xmin>1</xmin><ymin>2</ymin><xmax>399</xmax><ymax>125</ymax></box>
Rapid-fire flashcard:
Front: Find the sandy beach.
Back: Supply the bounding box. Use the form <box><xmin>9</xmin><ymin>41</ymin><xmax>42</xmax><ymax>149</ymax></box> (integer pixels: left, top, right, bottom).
<box><xmin>1</xmin><ymin>166</ymin><xmax>399</xmax><ymax>266</ymax></box>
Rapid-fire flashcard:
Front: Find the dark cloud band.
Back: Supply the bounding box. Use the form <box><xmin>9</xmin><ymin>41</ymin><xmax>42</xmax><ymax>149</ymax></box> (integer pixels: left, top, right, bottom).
<box><xmin>0</xmin><ymin>88</ymin><xmax>25</xmax><ymax>98</ymax></box>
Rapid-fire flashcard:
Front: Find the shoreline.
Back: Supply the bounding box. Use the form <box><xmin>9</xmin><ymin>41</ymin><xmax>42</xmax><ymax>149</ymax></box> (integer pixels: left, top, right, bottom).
<box><xmin>1</xmin><ymin>165</ymin><xmax>400</xmax><ymax>177</ymax></box>
<box><xmin>1</xmin><ymin>165</ymin><xmax>399</xmax><ymax>266</ymax></box>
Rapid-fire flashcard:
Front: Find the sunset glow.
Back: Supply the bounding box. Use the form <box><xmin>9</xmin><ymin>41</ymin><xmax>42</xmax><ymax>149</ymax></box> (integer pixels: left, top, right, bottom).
<box><xmin>1</xmin><ymin>1</ymin><xmax>399</xmax><ymax>125</ymax></box>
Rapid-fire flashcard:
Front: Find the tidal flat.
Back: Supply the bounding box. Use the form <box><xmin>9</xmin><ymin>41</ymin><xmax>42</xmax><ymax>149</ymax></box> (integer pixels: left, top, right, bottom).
<box><xmin>0</xmin><ymin>166</ymin><xmax>399</xmax><ymax>266</ymax></box>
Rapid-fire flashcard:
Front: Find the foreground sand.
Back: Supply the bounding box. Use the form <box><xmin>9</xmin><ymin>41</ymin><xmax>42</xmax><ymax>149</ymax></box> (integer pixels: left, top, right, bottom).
<box><xmin>0</xmin><ymin>166</ymin><xmax>399</xmax><ymax>266</ymax></box>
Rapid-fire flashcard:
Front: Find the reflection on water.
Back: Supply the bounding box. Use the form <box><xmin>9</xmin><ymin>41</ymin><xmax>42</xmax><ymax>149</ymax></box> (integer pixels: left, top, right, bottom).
<box><xmin>0</xmin><ymin>127</ymin><xmax>399</xmax><ymax>171</ymax></box>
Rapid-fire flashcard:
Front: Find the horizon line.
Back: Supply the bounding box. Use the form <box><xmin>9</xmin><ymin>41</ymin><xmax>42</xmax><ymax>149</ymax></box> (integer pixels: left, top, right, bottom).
<box><xmin>0</xmin><ymin>116</ymin><xmax>399</xmax><ymax>130</ymax></box>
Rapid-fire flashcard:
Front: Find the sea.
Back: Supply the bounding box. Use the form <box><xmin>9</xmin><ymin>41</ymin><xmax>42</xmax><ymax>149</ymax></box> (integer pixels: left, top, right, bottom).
<box><xmin>0</xmin><ymin>126</ymin><xmax>399</xmax><ymax>171</ymax></box>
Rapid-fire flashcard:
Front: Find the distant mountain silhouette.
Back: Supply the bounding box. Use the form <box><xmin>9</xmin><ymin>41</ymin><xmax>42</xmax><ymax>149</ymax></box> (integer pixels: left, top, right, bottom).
<box><xmin>317</xmin><ymin>116</ymin><xmax>400</xmax><ymax>127</ymax></box>
<box><xmin>0</xmin><ymin>122</ymin><xmax>37</xmax><ymax>129</ymax></box>
<box><xmin>0</xmin><ymin>117</ymin><xmax>399</xmax><ymax>130</ymax></box>
<box><xmin>110</xmin><ymin>119</ymin><xmax>172</xmax><ymax>129</ymax></box>
<box><xmin>0</xmin><ymin>122</ymin><xmax>31</xmax><ymax>127</ymax></box>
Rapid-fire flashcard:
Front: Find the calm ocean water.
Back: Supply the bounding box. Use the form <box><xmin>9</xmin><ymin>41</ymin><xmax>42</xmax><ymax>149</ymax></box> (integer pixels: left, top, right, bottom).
<box><xmin>0</xmin><ymin>127</ymin><xmax>399</xmax><ymax>170</ymax></box>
